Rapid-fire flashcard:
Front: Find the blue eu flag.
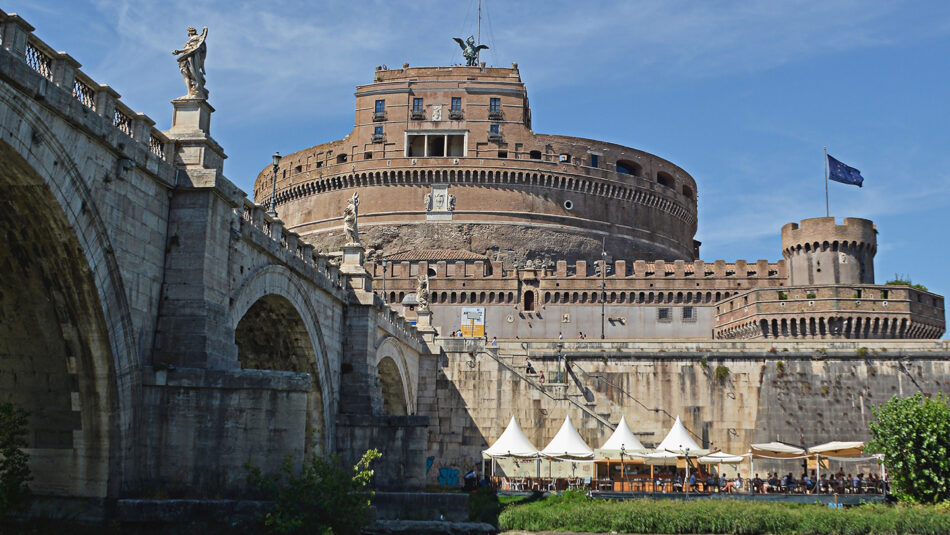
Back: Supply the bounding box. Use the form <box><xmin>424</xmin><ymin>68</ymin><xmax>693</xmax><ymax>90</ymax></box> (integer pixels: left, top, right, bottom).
<box><xmin>827</xmin><ymin>155</ymin><xmax>864</xmax><ymax>187</ymax></box>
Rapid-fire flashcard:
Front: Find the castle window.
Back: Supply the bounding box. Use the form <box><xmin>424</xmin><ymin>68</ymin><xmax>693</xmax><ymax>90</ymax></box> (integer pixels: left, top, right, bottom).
<box><xmin>590</xmin><ymin>154</ymin><xmax>599</xmax><ymax>168</ymax></box>
<box><xmin>616</xmin><ymin>160</ymin><xmax>642</xmax><ymax>176</ymax></box>
<box><xmin>657</xmin><ymin>307</ymin><xmax>672</xmax><ymax>323</ymax></box>
<box><xmin>529</xmin><ymin>150</ymin><xmax>542</xmax><ymax>160</ymax></box>
<box><xmin>489</xmin><ymin>98</ymin><xmax>500</xmax><ymax>112</ymax></box>
<box><xmin>657</xmin><ymin>171</ymin><xmax>675</xmax><ymax>188</ymax></box>
<box><xmin>412</xmin><ymin>98</ymin><xmax>423</xmax><ymax>111</ymax></box>
<box><xmin>375</xmin><ymin>99</ymin><xmax>385</xmax><ymax>112</ymax></box>
<box><xmin>497</xmin><ymin>150</ymin><xmax>508</xmax><ymax>158</ymax></box>
<box><xmin>524</xmin><ymin>290</ymin><xmax>535</xmax><ymax>312</ymax></box>
<box><xmin>374</xmin><ymin>126</ymin><xmax>383</xmax><ymax>136</ymax></box>
<box><xmin>559</xmin><ymin>154</ymin><xmax>571</xmax><ymax>163</ymax></box>
<box><xmin>682</xmin><ymin>306</ymin><xmax>694</xmax><ymax>321</ymax></box>
<box><xmin>364</xmin><ymin>151</ymin><xmax>373</xmax><ymax>159</ymax></box>
<box><xmin>490</xmin><ymin>124</ymin><xmax>499</xmax><ymax>134</ymax></box>
<box><xmin>336</xmin><ymin>154</ymin><xmax>347</xmax><ymax>164</ymax></box>
<box><xmin>451</xmin><ymin>97</ymin><xmax>462</xmax><ymax>110</ymax></box>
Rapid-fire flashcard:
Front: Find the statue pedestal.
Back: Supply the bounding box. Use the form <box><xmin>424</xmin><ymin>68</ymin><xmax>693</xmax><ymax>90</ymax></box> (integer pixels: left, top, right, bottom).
<box><xmin>164</xmin><ymin>97</ymin><xmax>227</xmax><ymax>184</ymax></box>
<box><xmin>415</xmin><ymin>309</ymin><xmax>437</xmax><ymax>343</ymax></box>
<box><xmin>340</xmin><ymin>244</ymin><xmax>374</xmax><ymax>302</ymax></box>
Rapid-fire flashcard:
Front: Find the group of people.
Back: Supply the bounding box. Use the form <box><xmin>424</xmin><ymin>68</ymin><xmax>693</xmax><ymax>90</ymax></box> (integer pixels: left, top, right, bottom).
<box><xmin>751</xmin><ymin>470</ymin><xmax>886</xmax><ymax>494</ymax></box>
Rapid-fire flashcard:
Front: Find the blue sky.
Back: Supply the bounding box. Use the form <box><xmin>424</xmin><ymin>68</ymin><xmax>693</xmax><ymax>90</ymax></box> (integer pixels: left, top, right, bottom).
<box><xmin>9</xmin><ymin>1</ymin><xmax>950</xmax><ymax>320</ymax></box>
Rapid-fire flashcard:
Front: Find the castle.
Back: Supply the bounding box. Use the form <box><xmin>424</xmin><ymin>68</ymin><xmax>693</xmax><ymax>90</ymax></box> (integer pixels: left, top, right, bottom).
<box><xmin>255</xmin><ymin>64</ymin><xmax>944</xmax><ymax>341</ymax></box>
<box><xmin>1</xmin><ymin>8</ymin><xmax>947</xmax><ymax>521</ymax></box>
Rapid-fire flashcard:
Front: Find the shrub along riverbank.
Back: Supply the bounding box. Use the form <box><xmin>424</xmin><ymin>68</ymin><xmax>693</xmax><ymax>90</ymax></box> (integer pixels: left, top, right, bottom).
<box><xmin>498</xmin><ymin>492</ymin><xmax>950</xmax><ymax>534</ymax></box>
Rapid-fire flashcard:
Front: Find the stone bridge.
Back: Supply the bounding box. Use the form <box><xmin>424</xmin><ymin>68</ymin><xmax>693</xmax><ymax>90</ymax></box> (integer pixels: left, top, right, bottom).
<box><xmin>0</xmin><ymin>10</ymin><xmax>429</xmax><ymax>504</ymax></box>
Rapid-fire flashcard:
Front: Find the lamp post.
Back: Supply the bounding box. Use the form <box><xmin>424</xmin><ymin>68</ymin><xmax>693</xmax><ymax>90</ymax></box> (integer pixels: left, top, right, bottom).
<box><xmin>267</xmin><ymin>151</ymin><xmax>281</xmax><ymax>218</ymax></box>
<box><xmin>600</xmin><ymin>236</ymin><xmax>607</xmax><ymax>339</ymax></box>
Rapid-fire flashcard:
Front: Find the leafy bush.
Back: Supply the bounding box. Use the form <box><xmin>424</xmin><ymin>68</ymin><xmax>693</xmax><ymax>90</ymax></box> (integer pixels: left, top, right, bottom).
<box><xmin>776</xmin><ymin>361</ymin><xmax>786</xmax><ymax>374</ymax></box>
<box><xmin>714</xmin><ymin>365</ymin><xmax>730</xmax><ymax>382</ymax></box>
<box><xmin>885</xmin><ymin>276</ymin><xmax>928</xmax><ymax>292</ymax></box>
<box><xmin>868</xmin><ymin>393</ymin><xmax>950</xmax><ymax>504</ymax></box>
<box><xmin>0</xmin><ymin>402</ymin><xmax>31</xmax><ymax>518</ymax></box>
<box><xmin>499</xmin><ymin>495</ymin><xmax>950</xmax><ymax>534</ymax></box>
<box><xmin>856</xmin><ymin>347</ymin><xmax>869</xmax><ymax>358</ymax></box>
<box><xmin>699</xmin><ymin>358</ymin><xmax>709</xmax><ymax>370</ymax></box>
<box><xmin>246</xmin><ymin>449</ymin><xmax>381</xmax><ymax>534</ymax></box>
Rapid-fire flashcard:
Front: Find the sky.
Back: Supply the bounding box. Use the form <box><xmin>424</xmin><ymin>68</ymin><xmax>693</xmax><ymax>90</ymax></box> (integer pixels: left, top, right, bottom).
<box><xmin>8</xmin><ymin>1</ymin><xmax>950</xmax><ymax>324</ymax></box>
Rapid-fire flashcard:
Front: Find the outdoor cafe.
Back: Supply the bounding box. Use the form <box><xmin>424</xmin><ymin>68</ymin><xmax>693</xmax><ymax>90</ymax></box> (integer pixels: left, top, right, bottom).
<box><xmin>483</xmin><ymin>414</ymin><xmax>887</xmax><ymax>496</ymax></box>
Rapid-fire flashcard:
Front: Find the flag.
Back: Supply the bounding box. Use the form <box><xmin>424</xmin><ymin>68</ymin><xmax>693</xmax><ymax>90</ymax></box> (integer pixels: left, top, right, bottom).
<box><xmin>827</xmin><ymin>154</ymin><xmax>864</xmax><ymax>187</ymax></box>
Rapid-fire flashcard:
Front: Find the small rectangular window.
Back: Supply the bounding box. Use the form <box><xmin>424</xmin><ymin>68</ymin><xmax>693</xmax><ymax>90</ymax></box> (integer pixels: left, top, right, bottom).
<box><xmin>881</xmin><ymin>289</ymin><xmax>889</xmax><ymax>299</ymax></box>
<box><xmin>374</xmin><ymin>126</ymin><xmax>383</xmax><ymax>135</ymax></box>
<box><xmin>489</xmin><ymin>98</ymin><xmax>500</xmax><ymax>111</ymax></box>
<box><xmin>374</xmin><ymin>99</ymin><xmax>385</xmax><ymax>112</ymax></box>
<box><xmin>412</xmin><ymin>98</ymin><xmax>423</xmax><ymax>111</ymax></box>
<box><xmin>490</xmin><ymin>124</ymin><xmax>499</xmax><ymax>134</ymax></box>
<box><xmin>451</xmin><ymin>97</ymin><xmax>462</xmax><ymax>110</ymax></box>
<box><xmin>497</xmin><ymin>150</ymin><xmax>508</xmax><ymax>158</ymax></box>
<box><xmin>658</xmin><ymin>307</ymin><xmax>671</xmax><ymax>322</ymax></box>
<box><xmin>682</xmin><ymin>306</ymin><xmax>694</xmax><ymax>321</ymax></box>
<box><xmin>559</xmin><ymin>154</ymin><xmax>571</xmax><ymax>163</ymax></box>
<box><xmin>590</xmin><ymin>154</ymin><xmax>599</xmax><ymax>167</ymax></box>
<box><xmin>364</xmin><ymin>151</ymin><xmax>373</xmax><ymax>159</ymax></box>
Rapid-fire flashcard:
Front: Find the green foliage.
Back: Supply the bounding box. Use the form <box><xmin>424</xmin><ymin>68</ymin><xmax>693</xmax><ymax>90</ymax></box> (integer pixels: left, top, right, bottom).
<box><xmin>806</xmin><ymin>292</ymin><xmax>817</xmax><ymax>299</ymax></box>
<box><xmin>714</xmin><ymin>365</ymin><xmax>730</xmax><ymax>382</ymax></box>
<box><xmin>468</xmin><ymin>485</ymin><xmax>501</xmax><ymax>526</ymax></box>
<box><xmin>885</xmin><ymin>275</ymin><xmax>928</xmax><ymax>292</ymax></box>
<box><xmin>699</xmin><ymin>357</ymin><xmax>709</xmax><ymax>370</ymax></box>
<box><xmin>0</xmin><ymin>402</ymin><xmax>31</xmax><ymax>518</ymax></box>
<box><xmin>776</xmin><ymin>361</ymin><xmax>786</xmax><ymax>374</ymax></box>
<box><xmin>778</xmin><ymin>291</ymin><xmax>788</xmax><ymax>300</ymax></box>
<box><xmin>246</xmin><ymin>449</ymin><xmax>381</xmax><ymax>535</ymax></box>
<box><xmin>499</xmin><ymin>495</ymin><xmax>950</xmax><ymax>534</ymax></box>
<box><xmin>867</xmin><ymin>393</ymin><xmax>950</xmax><ymax>504</ymax></box>
<box><xmin>857</xmin><ymin>347</ymin><xmax>869</xmax><ymax>358</ymax></box>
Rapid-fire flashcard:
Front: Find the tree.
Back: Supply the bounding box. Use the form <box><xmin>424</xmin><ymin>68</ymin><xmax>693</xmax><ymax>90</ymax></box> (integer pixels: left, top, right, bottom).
<box><xmin>0</xmin><ymin>402</ymin><xmax>31</xmax><ymax>518</ymax></box>
<box><xmin>867</xmin><ymin>392</ymin><xmax>950</xmax><ymax>503</ymax></box>
<box><xmin>247</xmin><ymin>448</ymin><xmax>381</xmax><ymax>535</ymax></box>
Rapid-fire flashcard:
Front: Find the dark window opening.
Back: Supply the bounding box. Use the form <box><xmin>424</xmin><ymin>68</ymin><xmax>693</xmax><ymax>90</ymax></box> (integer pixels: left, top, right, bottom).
<box><xmin>497</xmin><ymin>150</ymin><xmax>508</xmax><ymax>158</ymax></box>
<box><xmin>590</xmin><ymin>154</ymin><xmax>599</xmax><ymax>167</ymax></box>
<box><xmin>364</xmin><ymin>151</ymin><xmax>373</xmax><ymax>159</ymax></box>
<box><xmin>315</xmin><ymin>161</ymin><xmax>323</xmax><ymax>168</ymax></box>
<box><xmin>524</xmin><ymin>290</ymin><xmax>535</xmax><ymax>312</ymax></box>
<box><xmin>426</xmin><ymin>135</ymin><xmax>445</xmax><ymax>157</ymax></box>
<box><xmin>657</xmin><ymin>171</ymin><xmax>675</xmax><ymax>188</ymax></box>
<box><xmin>616</xmin><ymin>160</ymin><xmax>642</xmax><ymax>176</ymax></box>
<box><xmin>336</xmin><ymin>154</ymin><xmax>347</xmax><ymax>164</ymax></box>
<box><xmin>559</xmin><ymin>153</ymin><xmax>570</xmax><ymax>163</ymax></box>
<box><xmin>529</xmin><ymin>150</ymin><xmax>542</xmax><ymax>160</ymax></box>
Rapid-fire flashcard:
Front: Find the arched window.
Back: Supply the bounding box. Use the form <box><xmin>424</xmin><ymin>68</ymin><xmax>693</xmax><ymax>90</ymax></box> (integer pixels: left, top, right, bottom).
<box><xmin>524</xmin><ymin>290</ymin><xmax>535</xmax><ymax>312</ymax></box>
<box><xmin>616</xmin><ymin>160</ymin><xmax>642</xmax><ymax>176</ymax></box>
<box><xmin>529</xmin><ymin>150</ymin><xmax>542</xmax><ymax>160</ymax></box>
<box><xmin>657</xmin><ymin>171</ymin><xmax>675</xmax><ymax>188</ymax></box>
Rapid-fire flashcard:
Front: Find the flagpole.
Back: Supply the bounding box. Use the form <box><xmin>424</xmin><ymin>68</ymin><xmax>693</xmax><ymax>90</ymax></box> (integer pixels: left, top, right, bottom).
<box><xmin>824</xmin><ymin>146</ymin><xmax>829</xmax><ymax>217</ymax></box>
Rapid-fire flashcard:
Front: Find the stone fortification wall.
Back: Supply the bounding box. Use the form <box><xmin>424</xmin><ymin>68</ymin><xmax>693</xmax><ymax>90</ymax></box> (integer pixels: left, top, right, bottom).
<box><xmin>253</xmin><ymin>65</ymin><xmax>699</xmax><ymax>264</ymax></box>
<box><xmin>418</xmin><ymin>338</ymin><xmax>950</xmax><ymax>486</ymax></box>
<box><xmin>782</xmin><ymin>217</ymin><xmax>876</xmax><ymax>285</ymax></box>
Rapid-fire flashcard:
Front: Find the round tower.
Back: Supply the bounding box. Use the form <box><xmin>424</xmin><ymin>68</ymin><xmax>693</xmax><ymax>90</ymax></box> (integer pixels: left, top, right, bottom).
<box><xmin>781</xmin><ymin>217</ymin><xmax>876</xmax><ymax>286</ymax></box>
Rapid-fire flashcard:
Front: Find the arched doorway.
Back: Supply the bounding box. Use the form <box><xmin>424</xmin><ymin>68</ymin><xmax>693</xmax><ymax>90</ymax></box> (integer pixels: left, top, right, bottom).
<box><xmin>0</xmin><ymin>139</ymin><xmax>115</xmax><ymax>497</ymax></box>
<box><xmin>235</xmin><ymin>294</ymin><xmax>326</xmax><ymax>455</ymax></box>
<box><xmin>376</xmin><ymin>357</ymin><xmax>409</xmax><ymax>416</ymax></box>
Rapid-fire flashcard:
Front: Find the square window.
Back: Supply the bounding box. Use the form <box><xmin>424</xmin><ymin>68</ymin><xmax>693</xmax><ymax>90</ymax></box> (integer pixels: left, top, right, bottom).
<box><xmin>490</xmin><ymin>124</ymin><xmax>499</xmax><ymax>134</ymax></box>
<box><xmin>451</xmin><ymin>97</ymin><xmax>462</xmax><ymax>110</ymax></box>
<box><xmin>374</xmin><ymin>126</ymin><xmax>383</xmax><ymax>135</ymax></box>
<box><xmin>682</xmin><ymin>306</ymin><xmax>694</xmax><ymax>321</ymax></box>
<box><xmin>497</xmin><ymin>150</ymin><xmax>508</xmax><ymax>158</ymax></box>
<box><xmin>374</xmin><ymin>99</ymin><xmax>385</xmax><ymax>112</ymax></box>
<box><xmin>658</xmin><ymin>307</ymin><xmax>671</xmax><ymax>322</ymax></box>
<box><xmin>364</xmin><ymin>151</ymin><xmax>373</xmax><ymax>159</ymax></box>
<box><xmin>413</xmin><ymin>98</ymin><xmax>423</xmax><ymax>111</ymax></box>
<box><xmin>489</xmin><ymin>98</ymin><xmax>500</xmax><ymax>111</ymax></box>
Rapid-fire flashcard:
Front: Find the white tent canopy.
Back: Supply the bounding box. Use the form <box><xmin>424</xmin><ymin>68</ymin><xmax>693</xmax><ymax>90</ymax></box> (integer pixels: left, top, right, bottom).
<box><xmin>655</xmin><ymin>416</ymin><xmax>702</xmax><ymax>454</ymax></box>
<box><xmin>749</xmin><ymin>442</ymin><xmax>806</xmax><ymax>458</ymax></box>
<box><xmin>540</xmin><ymin>414</ymin><xmax>593</xmax><ymax>459</ymax></box>
<box><xmin>483</xmin><ymin>416</ymin><xmax>540</xmax><ymax>458</ymax></box>
<box><xmin>698</xmin><ymin>451</ymin><xmax>744</xmax><ymax>464</ymax></box>
<box><xmin>597</xmin><ymin>415</ymin><xmax>645</xmax><ymax>457</ymax></box>
<box><xmin>808</xmin><ymin>441</ymin><xmax>865</xmax><ymax>457</ymax></box>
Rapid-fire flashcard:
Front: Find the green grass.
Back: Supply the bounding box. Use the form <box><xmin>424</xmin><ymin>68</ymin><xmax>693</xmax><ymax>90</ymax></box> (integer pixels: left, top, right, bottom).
<box><xmin>499</xmin><ymin>492</ymin><xmax>950</xmax><ymax>534</ymax></box>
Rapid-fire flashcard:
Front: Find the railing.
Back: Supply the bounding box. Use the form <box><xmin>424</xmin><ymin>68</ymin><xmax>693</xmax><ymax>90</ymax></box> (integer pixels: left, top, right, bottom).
<box><xmin>449</xmin><ymin>108</ymin><xmax>464</xmax><ymax>120</ymax></box>
<box><xmin>373</xmin><ymin>111</ymin><xmax>387</xmax><ymax>122</ymax></box>
<box><xmin>410</xmin><ymin>109</ymin><xmax>425</xmax><ymax>120</ymax></box>
<box><xmin>371</xmin><ymin>134</ymin><xmax>385</xmax><ymax>143</ymax></box>
<box><xmin>488</xmin><ymin>109</ymin><xmax>503</xmax><ymax>120</ymax></box>
<box><xmin>5</xmin><ymin>18</ymin><xmax>174</xmax><ymax>168</ymax></box>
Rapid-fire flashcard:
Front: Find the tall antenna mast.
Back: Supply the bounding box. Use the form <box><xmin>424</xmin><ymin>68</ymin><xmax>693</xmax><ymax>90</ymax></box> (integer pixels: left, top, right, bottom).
<box><xmin>477</xmin><ymin>0</ymin><xmax>482</xmax><ymax>64</ymax></box>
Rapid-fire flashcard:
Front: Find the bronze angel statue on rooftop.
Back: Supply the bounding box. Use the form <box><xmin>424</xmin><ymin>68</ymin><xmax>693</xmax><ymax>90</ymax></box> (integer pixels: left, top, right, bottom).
<box><xmin>453</xmin><ymin>35</ymin><xmax>488</xmax><ymax>66</ymax></box>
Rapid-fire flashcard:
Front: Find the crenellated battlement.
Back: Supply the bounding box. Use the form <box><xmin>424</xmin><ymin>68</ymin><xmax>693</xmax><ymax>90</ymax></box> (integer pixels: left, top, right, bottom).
<box><xmin>781</xmin><ymin>217</ymin><xmax>876</xmax><ymax>254</ymax></box>
<box><xmin>781</xmin><ymin>217</ymin><xmax>876</xmax><ymax>286</ymax></box>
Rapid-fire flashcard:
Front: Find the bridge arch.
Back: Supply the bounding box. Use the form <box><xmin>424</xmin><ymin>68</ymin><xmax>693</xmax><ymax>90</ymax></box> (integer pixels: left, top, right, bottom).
<box><xmin>230</xmin><ymin>264</ymin><xmax>335</xmax><ymax>455</ymax></box>
<box><xmin>373</xmin><ymin>336</ymin><xmax>414</xmax><ymax>415</ymax></box>
<box><xmin>0</xmin><ymin>90</ymin><xmax>140</xmax><ymax>498</ymax></box>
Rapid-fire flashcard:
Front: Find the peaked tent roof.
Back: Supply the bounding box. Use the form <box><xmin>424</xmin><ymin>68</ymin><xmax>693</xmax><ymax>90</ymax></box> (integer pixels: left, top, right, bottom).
<box><xmin>483</xmin><ymin>416</ymin><xmax>539</xmax><ymax>458</ymax></box>
<box><xmin>808</xmin><ymin>441</ymin><xmax>865</xmax><ymax>457</ymax></box>
<box><xmin>599</xmin><ymin>415</ymin><xmax>646</xmax><ymax>453</ymax></box>
<box><xmin>540</xmin><ymin>414</ymin><xmax>594</xmax><ymax>458</ymax></box>
<box><xmin>655</xmin><ymin>416</ymin><xmax>702</xmax><ymax>454</ymax></box>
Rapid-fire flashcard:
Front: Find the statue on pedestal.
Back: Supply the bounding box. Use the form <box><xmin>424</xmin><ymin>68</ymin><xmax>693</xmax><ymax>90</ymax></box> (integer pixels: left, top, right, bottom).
<box><xmin>343</xmin><ymin>192</ymin><xmax>360</xmax><ymax>245</ymax></box>
<box><xmin>416</xmin><ymin>274</ymin><xmax>430</xmax><ymax>312</ymax></box>
<box><xmin>172</xmin><ymin>26</ymin><xmax>208</xmax><ymax>98</ymax></box>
